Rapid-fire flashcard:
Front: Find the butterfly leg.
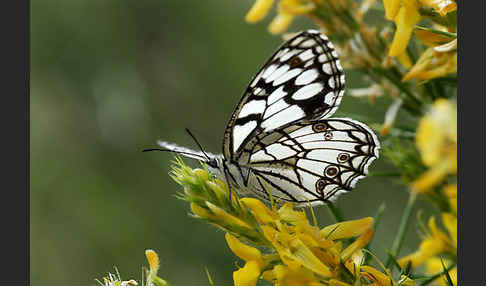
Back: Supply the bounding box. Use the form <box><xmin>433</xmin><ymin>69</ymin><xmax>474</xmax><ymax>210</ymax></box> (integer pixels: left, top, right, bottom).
<box><xmin>223</xmin><ymin>167</ymin><xmax>234</xmax><ymax>202</ymax></box>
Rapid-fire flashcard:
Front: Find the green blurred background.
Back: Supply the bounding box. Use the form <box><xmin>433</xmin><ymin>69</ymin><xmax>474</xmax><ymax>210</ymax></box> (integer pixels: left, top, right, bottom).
<box><xmin>31</xmin><ymin>1</ymin><xmax>435</xmax><ymax>285</ymax></box>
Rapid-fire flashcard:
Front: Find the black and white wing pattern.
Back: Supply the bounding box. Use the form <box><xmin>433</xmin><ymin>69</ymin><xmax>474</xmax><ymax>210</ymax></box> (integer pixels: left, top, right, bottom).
<box><xmin>242</xmin><ymin>118</ymin><xmax>380</xmax><ymax>206</ymax></box>
<box><xmin>223</xmin><ymin>30</ymin><xmax>345</xmax><ymax>161</ymax></box>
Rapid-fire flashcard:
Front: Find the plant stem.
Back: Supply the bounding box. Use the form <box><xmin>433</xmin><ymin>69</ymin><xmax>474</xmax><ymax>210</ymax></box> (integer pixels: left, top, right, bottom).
<box><xmin>385</xmin><ymin>192</ymin><xmax>417</xmax><ymax>270</ymax></box>
<box><xmin>364</xmin><ymin>202</ymin><xmax>386</xmax><ymax>264</ymax></box>
<box><xmin>327</xmin><ymin>201</ymin><xmax>344</xmax><ymax>222</ymax></box>
<box><xmin>418</xmin><ymin>262</ymin><xmax>456</xmax><ymax>286</ymax></box>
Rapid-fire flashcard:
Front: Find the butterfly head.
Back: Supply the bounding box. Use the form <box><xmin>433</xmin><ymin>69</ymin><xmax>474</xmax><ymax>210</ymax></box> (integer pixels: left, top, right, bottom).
<box><xmin>203</xmin><ymin>155</ymin><xmax>225</xmax><ymax>179</ymax></box>
<box><xmin>145</xmin><ymin>140</ymin><xmax>226</xmax><ymax>179</ymax></box>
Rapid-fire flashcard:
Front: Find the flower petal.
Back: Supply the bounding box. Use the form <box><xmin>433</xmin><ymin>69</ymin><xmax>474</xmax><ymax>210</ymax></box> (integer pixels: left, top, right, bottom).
<box><xmin>389</xmin><ymin>1</ymin><xmax>422</xmax><ymax>57</ymax></box>
<box><xmin>241</xmin><ymin>198</ymin><xmax>276</xmax><ymax>224</ymax></box>
<box><xmin>233</xmin><ymin>261</ymin><xmax>262</xmax><ymax>286</ymax></box>
<box><xmin>225</xmin><ymin>233</ymin><xmax>263</xmax><ymax>264</ymax></box>
<box><xmin>320</xmin><ymin>217</ymin><xmax>373</xmax><ymax>240</ymax></box>
<box><xmin>245</xmin><ymin>0</ymin><xmax>276</xmax><ymax>23</ymax></box>
<box><xmin>268</xmin><ymin>12</ymin><xmax>294</xmax><ymax>34</ymax></box>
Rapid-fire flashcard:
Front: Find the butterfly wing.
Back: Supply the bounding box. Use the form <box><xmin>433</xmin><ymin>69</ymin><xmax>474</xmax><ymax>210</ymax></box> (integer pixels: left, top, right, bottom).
<box><xmin>223</xmin><ymin>30</ymin><xmax>345</xmax><ymax>162</ymax></box>
<box><xmin>241</xmin><ymin>118</ymin><xmax>380</xmax><ymax>206</ymax></box>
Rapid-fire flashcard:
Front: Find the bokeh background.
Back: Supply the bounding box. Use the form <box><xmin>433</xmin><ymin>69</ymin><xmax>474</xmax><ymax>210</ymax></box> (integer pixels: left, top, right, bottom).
<box><xmin>31</xmin><ymin>1</ymin><xmax>436</xmax><ymax>286</ymax></box>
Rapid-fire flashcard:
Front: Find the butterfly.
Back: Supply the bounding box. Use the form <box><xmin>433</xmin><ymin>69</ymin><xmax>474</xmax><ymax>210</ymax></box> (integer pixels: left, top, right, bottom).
<box><xmin>147</xmin><ymin>30</ymin><xmax>380</xmax><ymax>207</ymax></box>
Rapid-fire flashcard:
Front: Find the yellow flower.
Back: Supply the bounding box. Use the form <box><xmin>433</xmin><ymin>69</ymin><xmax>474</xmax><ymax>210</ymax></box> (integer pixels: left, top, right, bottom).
<box><xmin>383</xmin><ymin>0</ymin><xmax>401</xmax><ymax>20</ymax></box>
<box><xmin>441</xmin><ymin>212</ymin><xmax>456</xmax><ymax>247</ymax></box>
<box><xmin>320</xmin><ymin>217</ymin><xmax>374</xmax><ymax>240</ymax></box>
<box><xmin>206</xmin><ymin>202</ymin><xmax>252</xmax><ymax>228</ymax></box>
<box><xmin>419</xmin><ymin>0</ymin><xmax>457</xmax><ymax>16</ymax></box>
<box><xmin>444</xmin><ymin>184</ymin><xmax>457</xmax><ymax>213</ymax></box>
<box><xmin>398</xmin><ymin>216</ymin><xmax>455</xmax><ymax>268</ymax></box>
<box><xmin>262</xmin><ymin>224</ymin><xmax>334</xmax><ymax>278</ymax></box>
<box><xmin>241</xmin><ymin>198</ymin><xmax>278</xmax><ymax>224</ymax></box>
<box><xmin>144</xmin><ymin>249</ymin><xmax>170</xmax><ymax>286</ymax></box>
<box><xmin>402</xmin><ymin>47</ymin><xmax>457</xmax><ymax>81</ymax></box>
<box><xmin>341</xmin><ymin>229</ymin><xmax>374</xmax><ymax>261</ymax></box>
<box><xmin>411</xmin><ymin>99</ymin><xmax>457</xmax><ymax>193</ymax></box>
<box><xmin>268</xmin><ymin>12</ymin><xmax>296</xmax><ymax>35</ymax></box>
<box><xmin>226</xmin><ymin>233</ymin><xmax>265</xmax><ymax>286</ymax></box>
<box><xmin>174</xmin><ymin>160</ymin><xmax>413</xmax><ymax>286</ymax></box>
<box><xmin>245</xmin><ymin>0</ymin><xmax>320</xmax><ymax>34</ymax></box>
<box><xmin>246</xmin><ymin>0</ymin><xmax>276</xmax><ymax>23</ymax></box>
<box><xmin>425</xmin><ymin>258</ymin><xmax>457</xmax><ymax>286</ymax></box>
<box><xmin>233</xmin><ymin>261</ymin><xmax>262</xmax><ymax>286</ymax></box>
<box><xmin>224</xmin><ymin>199</ymin><xmax>376</xmax><ymax>284</ymax></box>
<box><xmin>145</xmin><ymin>249</ymin><xmax>160</xmax><ymax>275</ymax></box>
<box><xmin>263</xmin><ymin>264</ymin><xmax>320</xmax><ymax>286</ymax></box>
<box><xmin>414</xmin><ymin>27</ymin><xmax>455</xmax><ymax>47</ymax></box>
<box><xmin>383</xmin><ymin>0</ymin><xmax>422</xmax><ymax>57</ymax></box>
<box><xmin>360</xmin><ymin>265</ymin><xmax>396</xmax><ymax>286</ymax></box>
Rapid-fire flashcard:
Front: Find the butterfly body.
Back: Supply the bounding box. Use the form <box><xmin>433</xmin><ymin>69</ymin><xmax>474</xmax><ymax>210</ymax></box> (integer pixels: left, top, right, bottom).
<box><xmin>155</xmin><ymin>30</ymin><xmax>380</xmax><ymax>207</ymax></box>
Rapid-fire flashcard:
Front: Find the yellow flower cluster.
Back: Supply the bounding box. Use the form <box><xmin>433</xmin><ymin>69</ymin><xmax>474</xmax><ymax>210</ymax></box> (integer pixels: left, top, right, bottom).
<box><xmin>245</xmin><ymin>0</ymin><xmax>322</xmax><ymax>34</ymax></box>
<box><xmin>398</xmin><ymin>213</ymin><xmax>456</xmax><ymax>268</ymax></box>
<box><xmin>411</xmin><ymin>99</ymin><xmax>457</xmax><ymax>193</ymax></box>
<box><xmin>382</xmin><ymin>0</ymin><xmax>457</xmax><ymax>81</ymax></box>
<box><xmin>226</xmin><ymin>199</ymin><xmax>377</xmax><ymax>286</ymax></box>
<box><xmin>400</xmin><ymin>124</ymin><xmax>457</xmax><ymax>285</ymax></box>
<box><xmin>383</xmin><ymin>0</ymin><xmax>422</xmax><ymax>57</ymax></box>
<box><xmin>398</xmin><ymin>207</ymin><xmax>457</xmax><ymax>285</ymax></box>
<box><xmin>97</xmin><ymin>250</ymin><xmax>170</xmax><ymax>286</ymax></box>
<box><xmin>172</xmin><ymin>161</ymin><xmax>417</xmax><ymax>286</ymax></box>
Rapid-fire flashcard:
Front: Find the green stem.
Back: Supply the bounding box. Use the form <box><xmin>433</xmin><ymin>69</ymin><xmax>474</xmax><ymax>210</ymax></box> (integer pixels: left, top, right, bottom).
<box><xmin>418</xmin><ymin>262</ymin><xmax>457</xmax><ymax>286</ymax></box>
<box><xmin>327</xmin><ymin>201</ymin><xmax>344</xmax><ymax>222</ymax></box>
<box><xmin>369</xmin><ymin>172</ymin><xmax>402</xmax><ymax>177</ymax></box>
<box><xmin>385</xmin><ymin>192</ymin><xmax>417</xmax><ymax>270</ymax></box>
<box><xmin>364</xmin><ymin>202</ymin><xmax>386</xmax><ymax>264</ymax></box>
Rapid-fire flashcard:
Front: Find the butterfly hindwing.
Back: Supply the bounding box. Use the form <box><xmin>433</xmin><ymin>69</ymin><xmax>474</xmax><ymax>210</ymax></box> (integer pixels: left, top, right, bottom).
<box><xmin>223</xmin><ymin>30</ymin><xmax>345</xmax><ymax>162</ymax></box>
<box><xmin>241</xmin><ymin>118</ymin><xmax>380</xmax><ymax>206</ymax></box>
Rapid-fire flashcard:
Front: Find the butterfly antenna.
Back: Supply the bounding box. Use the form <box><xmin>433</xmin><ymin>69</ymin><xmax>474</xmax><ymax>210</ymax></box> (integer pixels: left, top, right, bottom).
<box><xmin>142</xmin><ymin>148</ymin><xmax>207</xmax><ymax>161</ymax></box>
<box><xmin>185</xmin><ymin>128</ymin><xmax>211</xmax><ymax>161</ymax></box>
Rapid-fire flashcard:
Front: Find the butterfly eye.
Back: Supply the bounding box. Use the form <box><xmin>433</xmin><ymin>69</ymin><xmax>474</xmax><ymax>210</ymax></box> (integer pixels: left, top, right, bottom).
<box><xmin>337</xmin><ymin>153</ymin><xmax>350</xmax><ymax>163</ymax></box>
<box><xmin>289</xmin><ymin>56</ymin><xmax>303</xmax><ymax>68</ymax></box>
<box><xmin>323</xmin><ymin>131</ymin><xmax>333</xmax><ymax>140</ymax></box>
<box><xmin>312</xmin><ymin>123</ymin><xmax>327</xmax><ymax>132</ymax></box>
<box><xmin>324</xmin><ymin>165</ymin><xmax>339</xmax><ymax>178</ymax></box>
<box><xmin>315</xmin><ymin>179</ymin><xmax>327</xmax><ymax>195</ymax></box>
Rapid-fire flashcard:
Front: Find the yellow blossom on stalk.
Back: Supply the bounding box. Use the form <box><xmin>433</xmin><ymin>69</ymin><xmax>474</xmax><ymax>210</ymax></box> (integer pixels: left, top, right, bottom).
<box><xmin>411</xmin><ymin>99</ymin><xmax>457</xmax><ymax>193</ymax></box>
<box><xmin>426</xmin><ymin>258</ymin><xmax>457</xmax><ymax>286</ymax></box>
<box><xmin>414</xmin><ymin>27</ymin><xmax>455</xmax><ymax>47</ymax></box>
<box><xmin>382</xmin><ymin>0</ymin><xmax>422</xmax><ymax>57</ymax></box>
<box><xmin>361</xmin><ymin>266</ymin><xmax>396</xmax><ymax>286</ymax></box>
<box><xmin>226</xmin><ymin>233</ymin><xmax>266</xmax><ymax>286</ymax></box>
<box><xmin>171</xmin><ymin>159</ymin><xmax>419</xmax><ymax>286</ymax></box>
<box><xmin>246</xmin><ymin>0</ymin><xmax>276</xmax><ymax>23</ymax></box>
<box><xmin>229</xmin><ymin>199</ymin><xmax>378</xmax><ymax>285</ymax></box>
<box><xmin>262</xmin><ymin>264</ymin><xmax>323</xmax><ymax>286</ymax></box>
<box><xmin>144</xmin><ymin>249</ymin><xmax>170</xmax><ymax>286</ymax></box>
<box><xmin>444</xmin><ymin>184</ymin><xmax>457</xmax><ymax>214</ymax></box>
<box><xmin>419</xmin><ymin>0</ymin><xmax>457</xmax><ymax>16</ymax></box>
<box><xmin>145</xmin><ymin>249</ymin><xmax>160</xmax><ymax>276</ymax></box>
<box><xmin>402</xmin><ymin>47</ymin><xmax>456</xmax><ymax>81</ymax></box>
<box><xmin>245</xmin><ymin>0</ymin><xmax>321</xmax><ymax>34</ymax></box>
<box><xmin>398</xmin><ymin>215</ymin><xmax>455</xmax><ymax>269</ymax></box>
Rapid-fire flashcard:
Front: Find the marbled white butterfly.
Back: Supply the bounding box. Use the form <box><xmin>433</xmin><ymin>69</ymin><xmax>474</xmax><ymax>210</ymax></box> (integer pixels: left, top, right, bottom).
<box><xmin>149</xmin><ymin>30</ymin><xmax>380</xmax><ymax>207</ymax></box>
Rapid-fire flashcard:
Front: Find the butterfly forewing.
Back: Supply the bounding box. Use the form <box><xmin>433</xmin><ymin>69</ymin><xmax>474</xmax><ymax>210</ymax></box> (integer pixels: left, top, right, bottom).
<box><xmin>241</xmin><ymin>118</ymin><xmax>380</xmax><ymax>206</ymax></box>
<box><xmin>223</xmin><ymin>30</ymin><xmax>345</xmax><ymax>162</ymax></box>
<box><xmin>154</xmin><ymin>30</ymin><xmax>380</xmax><ymax>206</ymax></box>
